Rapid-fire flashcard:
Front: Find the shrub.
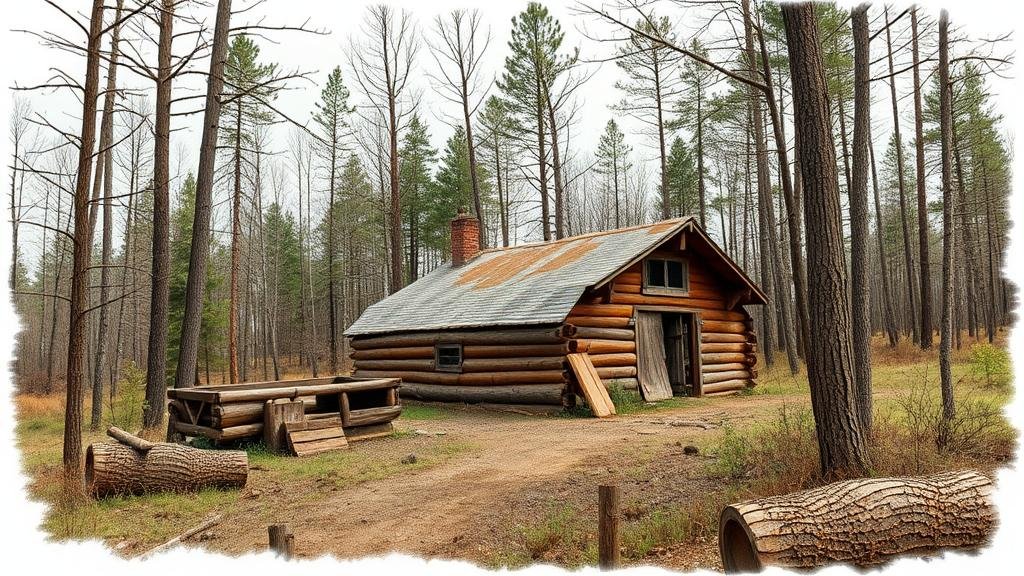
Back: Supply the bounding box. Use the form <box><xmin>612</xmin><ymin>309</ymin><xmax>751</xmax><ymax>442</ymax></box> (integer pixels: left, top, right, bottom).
<box><xmin>969</xmin><ymin>343</ymin><xmax>1011</xmax><ymax>389</ymax></box>
<box><xmin>107</xmin><ymin>360</ymin><xmax>147</xmax><ymax>431</ymax></box>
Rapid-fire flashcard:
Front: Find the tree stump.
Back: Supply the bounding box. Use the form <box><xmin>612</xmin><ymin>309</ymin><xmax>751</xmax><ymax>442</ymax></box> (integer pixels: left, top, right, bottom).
<box><xmin>268</xmin><ymin>523</ymin><xmax>295</xmax><ymax>558</ymax></box>
<box><xmin>718</xmin><ymin>470</ymin><xmax>995</xmax><ymax>572</ymax></box>
<box><xmin>86</xmin><ymin>426</ymin><xmax>248</xmax><ymax>497</ymax></box>
<box><xmin>599</xmin><ymin>484</ymin><xmax>621</xmax><ymax>569</ymax></box>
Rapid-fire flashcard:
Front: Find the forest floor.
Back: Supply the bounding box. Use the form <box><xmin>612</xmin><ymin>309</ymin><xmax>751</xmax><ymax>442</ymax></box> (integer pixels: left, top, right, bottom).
<box><xmin>14</xmin><ymin>335</ymin><xmax>1016</xmax><ymax>572</ymax></box>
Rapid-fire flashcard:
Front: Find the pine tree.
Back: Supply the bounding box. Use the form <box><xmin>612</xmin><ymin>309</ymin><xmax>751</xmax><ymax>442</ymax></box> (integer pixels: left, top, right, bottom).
<box><xmin>399</xmin><ymin>115</ymin><xmax>436</xmax><ymax>281</ymax></box>
<box><xmin>664</xmin><ymin>137</ymin><xmax>698</xmax><ymax>217</ymax></box>
<box><xmin>594</xmin><ymin>119</ymin><xmax>632</xmax><ymax>229</ymax></box>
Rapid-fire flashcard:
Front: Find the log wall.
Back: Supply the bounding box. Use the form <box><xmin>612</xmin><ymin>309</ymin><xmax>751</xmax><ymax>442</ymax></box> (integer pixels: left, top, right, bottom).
<box><xmin>568</xmin><ymin>252</ymin><xmax>758</xmax><ymax>396</ymax></box>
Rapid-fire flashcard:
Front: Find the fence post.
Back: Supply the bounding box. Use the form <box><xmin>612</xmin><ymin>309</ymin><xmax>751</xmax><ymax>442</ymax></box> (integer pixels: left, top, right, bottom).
<box><xmin>268</xmin><ymin>523</ymin><xmax>295</xmax><ymax>559</ymax></box>
<box><xmin>599</xmin><ymin>484</ymin><xmax>621</xmax><ymax>569</ymax></box>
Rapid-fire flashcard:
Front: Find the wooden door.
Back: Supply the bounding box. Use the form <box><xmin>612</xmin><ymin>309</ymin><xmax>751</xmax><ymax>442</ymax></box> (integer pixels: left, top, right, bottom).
<box><xmin>663</xmin><ymin>314</ymin><xmax>686</xmax><ymax>394</ymax></box>
<box><xmin>635</xmin><ymin>311</ymin><xmax>673</xmax><ymax>401</ymax></box>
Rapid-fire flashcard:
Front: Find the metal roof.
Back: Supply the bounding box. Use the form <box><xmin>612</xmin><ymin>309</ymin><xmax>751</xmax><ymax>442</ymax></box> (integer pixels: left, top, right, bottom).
<box><xmin>344</xmin><ymin>217</ymin><xmax>762</xmax><ymax>337</ymax></box>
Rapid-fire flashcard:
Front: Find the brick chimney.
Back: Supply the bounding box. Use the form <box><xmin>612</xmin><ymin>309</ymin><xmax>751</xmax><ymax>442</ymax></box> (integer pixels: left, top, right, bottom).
<box><xmin>450</xmin><ymin>207</ymin><xmax>480</xmax><ymax>266</ymax></box>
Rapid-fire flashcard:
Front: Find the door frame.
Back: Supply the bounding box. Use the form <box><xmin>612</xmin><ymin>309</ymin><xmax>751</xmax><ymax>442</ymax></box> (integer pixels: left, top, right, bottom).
<box><xmin>633</xmin><ymin>305</ymin><xmax>704</xmax><ymax>397</ymax></box>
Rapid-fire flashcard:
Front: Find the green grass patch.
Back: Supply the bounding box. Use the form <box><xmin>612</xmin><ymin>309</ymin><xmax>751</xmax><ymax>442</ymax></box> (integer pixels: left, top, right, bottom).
<box><xmin>399</xmin><ymin>403</ymin><xmax>450</xmax><ymax>421</ymax></box>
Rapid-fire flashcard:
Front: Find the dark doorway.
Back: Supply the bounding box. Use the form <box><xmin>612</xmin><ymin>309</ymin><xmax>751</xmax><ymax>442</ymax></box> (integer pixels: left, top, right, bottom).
<box><xmin>661</xmin><ymin>312</ymin><xmax>698</xmax><ymax>396</ymax></box>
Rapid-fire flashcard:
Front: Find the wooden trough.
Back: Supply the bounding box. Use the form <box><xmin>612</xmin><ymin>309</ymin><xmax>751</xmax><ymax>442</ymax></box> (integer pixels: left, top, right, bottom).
<box><xmin>166</xmin><ymin>376</ymin><xmax>402</xmax><ymax>452</ymax></box>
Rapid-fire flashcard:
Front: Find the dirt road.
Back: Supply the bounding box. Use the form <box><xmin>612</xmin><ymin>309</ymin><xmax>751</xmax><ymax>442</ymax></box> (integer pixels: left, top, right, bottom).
<box><xmin>199</xmin><ymin>393</ymin><xmax>806</xmax><ymax>566</ymax></box>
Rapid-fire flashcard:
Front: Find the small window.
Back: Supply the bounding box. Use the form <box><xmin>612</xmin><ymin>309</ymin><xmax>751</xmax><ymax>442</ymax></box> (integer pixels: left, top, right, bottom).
<box><xmin>644</xmin><ymin>258</ymin><xmax>688</xmax><ymax>293</ymax></box>
<box><xmin>435</xmin><ymin>344</ymin><xmax>463</xmax><ymax>372</ymax></box>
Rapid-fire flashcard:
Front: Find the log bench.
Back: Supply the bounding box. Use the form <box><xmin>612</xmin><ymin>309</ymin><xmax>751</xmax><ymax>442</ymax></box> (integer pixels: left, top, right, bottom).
<box><xmin>167</xmin><ymin>376</ymin><xmax>402</xmax><ymax>451</ymax></box>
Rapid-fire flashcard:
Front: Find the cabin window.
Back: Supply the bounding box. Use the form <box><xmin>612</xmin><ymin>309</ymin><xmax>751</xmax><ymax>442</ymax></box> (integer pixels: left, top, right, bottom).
<box><xmin>435</xmin><ymin>343</ymin><xmax>463</xmax><ymax>372</ymax></box>
<box><xmin>644</xmin><ymin>258</ymin><xmax>689</xmax><ymax>293</ymax></box>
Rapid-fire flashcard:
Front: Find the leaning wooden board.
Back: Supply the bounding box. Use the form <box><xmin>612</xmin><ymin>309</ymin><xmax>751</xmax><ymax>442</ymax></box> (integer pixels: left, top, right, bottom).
<box><xmin>566</xmin><ymin>353</ymin><xmax>616</xmax><ymax>418</ymax></box>
<box><xmin>285</xmin><ymin>416</ymin><xmax>348</xmax><ymax>456</ymax></box>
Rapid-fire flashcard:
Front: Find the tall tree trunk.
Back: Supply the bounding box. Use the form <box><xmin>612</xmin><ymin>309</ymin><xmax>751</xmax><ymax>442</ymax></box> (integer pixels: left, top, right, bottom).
<box><xmin>90</xmin><ymin>0</ymin><xmax>124</xmax><ymax>430</ymax></box>
<box><xmin>536</xmin><ymin>86</ymin><xmax>551</xmax><ymax>240</ymax></box>
<box><xmin>384</xmin><ymin>29</ymin><xmax>404</xmax><ymax>293</ymax></box>
<box><xmin>460</xmin><ymin>68</ymin><xmax>486</xmax><ymax>248</ymax></box>
<box><xmin>911</xmin><ymin>8</ymin><xmax>934</xmax><ymax>349</ymax></box>
<box><xmin>64</xmin><ymin>0</ymin><xmax>106</xmax><ymax>487</ymax></box>
<box><xmin>884</xmin><ymin>6</ymin><xmax>920</xmax><ymax>344</ymax></box>
<box><xmin>175</xmin><ymin>0</ymin><xmax>232</xmax><ymax>390</ymax></box>
<box><xmin>143</xmin><ymin>0</ymin><xmax>174</xmax><ymax>429</ymax></box>
<box><xmin>493</xmin><ymin>133</ymin><xmax>509</xmax><ymax>247</ymax></box>
<box><xmin>937</xmin><ymin>9</ymin><xmax>955</xmax><ymax>447</ymax></box>
<box><xmin>655</xmin><ymin>65</ymin><xmax>670</xmax><ymax>221</ymax></box>
<box><xmin>782</xmin><ymin>1</ymin><xmax>869</xmax><ymax>478</ymax></box>
<box><xmin>850</xmin><ymin>5</ymin><xmax>872</xmax><ymax>431</ymax></box>
<box><xmin>744</xmin><ymin>0</ymin><xmax>796</xmax><ymax>374</ymax></box>
<box><xmin>696</xmin><ymin>82</ymin><xmax>707</xmax><ymax>225</ymax></box>
<box><xmin>546</xmin><ymin>94</ymin><xmax>566</xmax><ymax>239</ymax></box>
<box><xmin>870</xmin><ymin>139</ymin><xmax>899</xmax><ymax>347</ymax></box>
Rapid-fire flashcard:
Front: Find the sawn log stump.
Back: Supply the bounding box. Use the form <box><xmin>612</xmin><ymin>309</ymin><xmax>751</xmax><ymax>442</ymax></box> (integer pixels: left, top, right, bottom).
<box><xmin>718</xmin><ymin>470</ymin><xmax>995</xmax><ymax>572</ymax></box>
<box><xmin>86</xmin><ymin>426</ymin><xmax>248</xmax><ymax>497</ymax></box>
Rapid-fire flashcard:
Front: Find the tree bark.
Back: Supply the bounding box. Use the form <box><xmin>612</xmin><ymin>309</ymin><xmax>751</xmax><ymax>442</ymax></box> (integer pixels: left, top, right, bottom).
<box><xmin>143</xmin><ymin>0</ymin><xmax>174</xmax><ymax>429</ymax></box>
<box><xmin>86</xmin><ymin>428</ymin><xmax>248</xmax><ymax>497</ymax></box>
<box><xmin>870</xmin><ymin>138</ymin><xmax>899</xmax><ymax>347</ymax></box>
<box><xmin>937</xmin><ymin>10</ymin><xmax>955</xmax><ymax>445</ymax></box>
<box><xmin>64</xmin><ymin>0</ymin><xmax>106</xmax><ymax>487</ymax></box>
<box><xmin>176</xmin><ymin>0</ymin><xmax>232</xmax><ymax>390</ymax></box>
<box><xmin>850</xmin><ymin>4</ymin><xmax>873</xmax><ymax>431</ymax></box>
<box><xmin>719</xmin><ymin>470</ymin><xmax>994</xmax><ymax>572</ymax></box>
<box><xmin>911</xmin><ymin>7</ymin><xmax>933</xmax><ymax>349</ymax></box>
<box><xmin>782</xmin><ymin>1</ymin><xmax>869</xmax><ymax>477</ymax></box>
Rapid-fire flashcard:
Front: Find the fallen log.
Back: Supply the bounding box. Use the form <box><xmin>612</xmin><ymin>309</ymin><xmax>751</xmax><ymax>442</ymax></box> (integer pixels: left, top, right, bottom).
<box><xmin>139</xmin><ymin>515</ymin><xmax>222</xmax><ymax>558</ymax></box>
<box><xmin>399</xmin><ymin>382</ymin><xmax>564</xmax><ymax>405</ymax></box>
<box><xmin>86</xmin><ymin>427</ymin><xmax>248</xmax><ymax>497</ymax></box>
<box><xmin>718</xmin><ymin>470</ymin><xmax>995</xmax><ymax>572</ymax></box>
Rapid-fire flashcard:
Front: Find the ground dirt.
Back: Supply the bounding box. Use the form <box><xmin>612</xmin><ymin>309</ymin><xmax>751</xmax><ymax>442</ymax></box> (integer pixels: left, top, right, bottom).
<box><xmin>168</xmin><ymin>392</ymin><xmax>806</xmax><ymax>570</ymax></box>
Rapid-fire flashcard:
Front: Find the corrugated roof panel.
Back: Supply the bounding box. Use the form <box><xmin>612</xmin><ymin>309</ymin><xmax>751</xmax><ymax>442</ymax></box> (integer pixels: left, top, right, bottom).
<box><xmin>344</xmin><ymin>218</ymin><xmax>692</xmax><ymax>336</ymax></box>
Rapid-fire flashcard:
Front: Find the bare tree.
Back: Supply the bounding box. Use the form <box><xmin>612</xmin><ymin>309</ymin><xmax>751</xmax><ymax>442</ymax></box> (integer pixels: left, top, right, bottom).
<box><xmin>911</xmin><ymin>7</ymin><xmax>933</xmax><ymax>349</ymax></box>
<box><xmin>850</xmin><ymin>4</ymin><xmax>872</xmax><ymax>430</ymax></box>
<box><xmin>937</xmin><ymin>8</ymin><xmax>955</xmax><ymax>447</ymax></box>
<box><xmin>350</xmin><ymin>5</ymin><xmax>419</xmax><ymax>294</ymax></box>
<box><xmin>429</xmin><ymin>9</ymin><xmax>490</xmax><ymax>248</ymax></box>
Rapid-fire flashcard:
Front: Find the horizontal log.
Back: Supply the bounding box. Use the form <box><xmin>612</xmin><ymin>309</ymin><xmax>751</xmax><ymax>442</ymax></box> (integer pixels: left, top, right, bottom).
<box><xmin>602</xmin><ymin>377</ymin><xmax>639</xmax><ymax>391</ymax></box>
<box><xmin>701</xmin><ymin>342</ymin><xmax>755</xmax><ymax>354</ymax></box>
<box><xmin>213</xmin><ymin>379</ymin><xmax>398</xmax><ymax>404</ymax></box>
<box><xmin>570</xmin><ymin>304</ymin><xmax>634</xmax><ymax>318</ymax></box>
<box><xmin>701</xmin><ymin>332</ymin><xmax>750</xmax><ymax>344</ymax></box>
<box><xmin>697</xmin><ymin>309</ymin><xmax>750</xmax><ymax>322</ymax></box>
<box><xmin>718</xmin><ymin>470</ymin><xmax>995</xmax><ymax>572</ymax></box>
<box><xmin>168</xmin><ymin>376</ymin><xmax>338</xmax><ymax>399</ymax></box>
<box><xmin>702</xmin><ymin>379</ymin><xmax>751</xmax><ymax>394</ymax></box>
<box><xmin>701</xmin><ymin>320</ymin><xmax>751</xmax><ymax>334</ymax></box>
<box><xmin>172</xmin><ymin>421</ymin><xmax>264</xmax><ymax>441</ymax></box>
<box><xmin>86</xmin><ymin>440</ymin><xmax>248</xmax><ymax>497</ymax></box>
<box><xmin>349</xmin><ymin>326</ymin><xmax>572</xmax><ymax>350</ymax></box>
<box><xmin>345</xmin><ymin>405</ymin><xmax>403</xmax><ymax>428</ymax></box>
<box><xmin>399</xmin><ymin>383</ymin><xmax>565</xmax><ymax>405</ymax></box>
<box><xmin>353</xmin><ymin>369</ymin><xmax>567</xmax><ymax>386</ymax></box>
<box><xmin>354</xmin><ymin>356</ymin><xmax>567</xmax><ymax>373</ymax></box>
<box><xmin>700</xmin><ymin>350</ymin><xmax>749</xmax><ymax>362</ymax></box>
<box><xmin>566</xmin><ymin>315</ymin><xmax>632</xmax><ymax>329</ymax></box>
<box><xmin>595</xmin><ymin>366</ymin><xmax>637</xmax><ymax>379</ymax></box>
<box><xmin>351</xmin><ymin>346</ymin><xmax>435</xmax><ymax>360</ymax></box>
<box><xmin>588</xmin><ymin>353</ymin><xmax>637</xmax><ymax>368</ymax></box>
<box><xmin>701</xmin><ymin>362</ymin><xmax>748</xmax><ymax>373</ymax></box>
<box><xmin>610</xmin><ymin>292</ymin><xmax>726</xmax><ymax>309</ymax></box>
<box><xmin>702</xmin><ymin>370</ymin><xmax>752</xmax><ymax>385</ymax></box>
<box><xmin>573</xmin><ymin>327</ymin><xmax>635</xmax><ymax>341</ymax></box>
<box><xmin>612</xmin><ymin>282</ymin><xmax>725</xmax><ymax>301</ymax></box>
<box><xmin>351</xmin><ymin>343</ymin><xmax>579</xmax><ymax>360</ymax></box>
<box><xmin>573</xmin><ymin>339</ymin><xmax>636</xmax><ymax>354</ymax></box>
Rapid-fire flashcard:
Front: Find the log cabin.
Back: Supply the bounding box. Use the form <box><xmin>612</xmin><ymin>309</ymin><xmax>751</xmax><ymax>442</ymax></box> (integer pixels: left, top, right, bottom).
<box><xmin>345</xmin><ymin>210</ymin><xmax>766</xmax><ymax>410</ymax></box>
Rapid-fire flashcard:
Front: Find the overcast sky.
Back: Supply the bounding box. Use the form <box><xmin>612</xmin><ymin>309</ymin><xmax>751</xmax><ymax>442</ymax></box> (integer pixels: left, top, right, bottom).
<box><xmin>1</xmin><ymin>0</ymin><xmax>1017</xmax><ymax>274</ymax></box>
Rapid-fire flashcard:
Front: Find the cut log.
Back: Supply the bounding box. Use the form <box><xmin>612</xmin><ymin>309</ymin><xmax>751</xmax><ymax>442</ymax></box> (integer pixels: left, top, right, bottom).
<box><xmin>701</xmin><ymin>320</ymin><xmax>749</xmax><ymax>334</ymax></box>
<box><xmin>566</xmin><ymin>316</ymin><xmax>632</xmax><ymax>329</ymax></box>
<box><xmin>353</xmin><ymin>369</ymin><xmax>567</xmax><ymax>386</ymax></box>
<box><xmin>701</xmin><ymin>379</ymin><xmax>750</xmax><ymax>394</ymax></box>
<box><xmin>701</xmin><ymin>370</ymin><xmax>752</xmax><ymax>385</ymax></box>
<box><xmin>701</xmin><ymin>342</ymin><xmax>755</xmax><ymax>354</ymax></box>
<box><xmin>718</xmin><ymin>470</ymin><xmax>996</xmax><ymax>572</ymax></box>
<box><xmin>570</xmin><ymin>304</ymin><xmax>634</xmax><ymax>317</ymax></box>
<box><xmin>701</xmin><ymin>332</ymin><xmax>752</xmax><ymax>344</ymax></box>
<box><xmin>595</xmin><ymin>366</ymin><xmax>638</xmax><ymax>379</ymax></box>
<box><xmin>588</xmin><ymin>353</ymin><xmax>637</xmax><ymax>367</ymax></box>
<box><xmin>350</xmin><ymin>346</ymin><xmax>435</xmax><ymax>360</ymax></box>
<box><xmin>349</xmin><ymin>326</ymin><xmax>572</xmax><ymax>349</ymax></box>
<box><xmin>86</xmin><ymin>432</ymin><xmax>248</xmax><ymax>497</ymax></box>
<box><xmin>602</xmin><ymin>377</ymin><xmax>639</xmax><ymax>391</ymax></box>
<box><xmin>353</xmin><ymin>356</ymin><xmax>566</xmax><ymax>373</ymax></box>
<box><xmin>572</xmin><ymin>326</ymin><xmax>635</xmax><ymax>341</ymax></box>
<box><xmin>172</xmin><ymin>421</ymin><xmax>263</xmax><ymax>442</ymax></box>
<box><xmin>398</xmin><ymin>383</ymin><xmax>564</xmax><ymax>405</ymax></box>
<box><xmin>701</xmin><ymin>362</ymin><xmax>749</xmax><ymax>373</ymax></box>
<box><xmin>345</xmin><ymin>405</ymin><xmax>403</xmax><ymax>428</ymax></box>
<box><xmin>573</xmin><ymin>339</ymin><xmax>636</xmax><ymax>354</ymax></box>
<box><xmin>702</xmin><ymin>352</ymin><xmax>753</xmax><ymax>365</ymax></box>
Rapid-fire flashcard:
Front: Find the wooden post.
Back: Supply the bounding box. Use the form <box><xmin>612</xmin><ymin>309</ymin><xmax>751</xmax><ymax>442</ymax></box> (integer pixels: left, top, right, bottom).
<box><xmin>263</xmin><ymin>399</ymin><xmax>304</xmax><ymax>453</ymax></box>
<box><xmin>599</xmin><ymin>484</ymin><xmax>621</xmax><ymax>569</ymax></box>
<box><xmin>268</xmin><ymin>523</ymin><xmax>295</xmax><ymax>559</ymax></box>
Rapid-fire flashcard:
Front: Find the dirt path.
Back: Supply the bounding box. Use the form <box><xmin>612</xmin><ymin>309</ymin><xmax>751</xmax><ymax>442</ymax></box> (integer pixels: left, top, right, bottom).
<box><xmin>202</xmin><ymin>393</ymin><xmax>807</xmax><ymax>562</ymax></box>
